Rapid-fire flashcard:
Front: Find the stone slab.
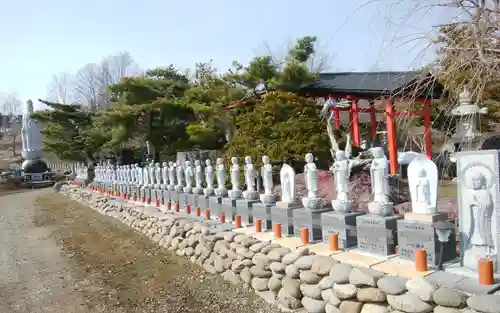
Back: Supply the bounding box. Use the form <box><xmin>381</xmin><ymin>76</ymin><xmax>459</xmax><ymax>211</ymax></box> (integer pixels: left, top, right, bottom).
<box><xmin>293</xmin><ymin>208</ymin><xmax>332</xmax><ymax>243</ymax></box>
<box><xmin>275</xmin><ymin>201</ymin><xmax>302</xmax><ymax>209</ymax></box>
<box><xmin>233</xmin><ymin>226</ymin><xmax>258</xmax><ymax>236</ymax></box>
<box><xmin>397</xmin><ymin>219</ymin><xmax>457</xmax><ymax>266</ymax></box>
<box><xmin>332</xmin><ymin>251</ymin><xmax>386</xmax><ymax>268</ymax></box>
<box><xmin>186</xmin><ymin>193</ymin><xmax>198</xmax><ymax>208</ymax></box>
<box><xmin>271</xmin><ymin>206</ymin><xmax>296</xmax><ymax>237</ymax></box>
<box><xmin>178</xmin><ymin>193</ymin><xmax>188</xmax><ymax>207</ymax></box>
<box><xmin>253</xmin><ymin>231</ymin><xmax>275</xmax><ymax>242</ymax></box>
<box><xmin>221</xmin><ymin>198</ymin><xmax>237</xmax><ymax>222</ymax></box>
<box><xmin>426</xmin><ymin>270</ymin><xmax>500</xmax><ymax>295</ymax></box>
<box><xmin>321</xmin><ymin>211</ymin><xmax>364</xmax><ymax>249</ymax></box>
<box><xmin>356</xmin><ymin>214</ymin><xmax>402</xmax><ymax>256</ymax></box>
<box><xmin>170</xmin><ymin>190</ymin><xmax>179</xmax><ymax>203</ymax></box>
<box><xmin>252</xmin><ymin>202</ymin><xmax>273</xmax><ymax>231</ymax></box>
<box><xmin>305</xmin><ymin>242</ymin><xmax>343</xmax><ymax>256</ymax></box>
<box><xmin>404</xmin><ymin>212</ymin><xmax>448</xmax><ymax>223</ymax></box>
<box><xmin>197</xmin><ymin>195</ymin><xmax>209</xmax><ymax>211</ymax></box>
<box><xmin>236</xmin><ymin>199</ymin><xmax>260</xmax><ymax>226</ymax></box>
<box><xmin>272</xmin><ymin>237</ymin><xmax>304</xmax><ymax>250</ymax></box>
<box><xmin>371</xmin><ymin>257</ymin><xmax>434</xmax><ymax>279</ymax></box>
<box><xmin>208</xmin><ymin>196</ymin><xmax>222</xmax><ymax>216</ymax></box>
<box><xmin>162</xmin><ymin>189</ymin><xmax>171</xmax><ymax>205</ymax></box>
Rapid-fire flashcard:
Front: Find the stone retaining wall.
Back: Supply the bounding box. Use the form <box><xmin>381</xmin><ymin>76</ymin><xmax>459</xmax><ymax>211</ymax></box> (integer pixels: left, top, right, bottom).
<box><xmin>59</xmin><ymin>185</ymin><xmax>500</xmax><ymax>313</ymax></box>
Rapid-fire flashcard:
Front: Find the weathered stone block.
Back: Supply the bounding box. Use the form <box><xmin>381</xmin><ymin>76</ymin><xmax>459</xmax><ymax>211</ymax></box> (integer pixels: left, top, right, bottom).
<box><xmin>293</xmin><ymin>208</ymin><xmax>332</xmax><ymax>242</ymax></box>
<box><xmin>271</xmin><ymin>206</ymin><xmax>296</xmax><ymax>236</ymax></box>
<box><xmin>252</xmin><ymin>203</ymin><xmax>273</xmax><ymax>231</ymax></box>
<box><xmin>356</xmin><ymin>214</ymin><xmax>402</xmax><ymax>256</ymax></box>
<box><xmin>321</xmin><ymin>211</ymin><xmax>364</xmax><ymax>249</ymax></box>
<box><xmin>236</xmin><ymin>199</ymin><xmax>260</xmax><ymax>226</ymax></box>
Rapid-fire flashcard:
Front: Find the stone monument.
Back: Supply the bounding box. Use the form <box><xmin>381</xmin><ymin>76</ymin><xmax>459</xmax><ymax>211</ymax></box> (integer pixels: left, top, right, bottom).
<box><xmin>161</xmin><ymin>162</ymin><xmax>170</xmax><ymax>207</ymax></box>
<box><xmin>184</xmin><ymin>160</ymin><xmax>197</xmax><ymax>211</ymax></box>
<box><xmin>254</xmin><ymin>155</ymin><xmax>276</xmax><ymax>231</ymax></box>
<box><xmin>223</xmin><ymin>157</ymin><xmax>242</xmax><ymax>222</ymax></box>
<box><xmin>199</xmin><ymin>159</ymin><xmax>214</xmax><ymax>213</ymax></box>
<box><xmin>356</xmin><ymin>147</ymin><xmax>402</xmax><ymax>256</ymax></box>
<box><xmin>271</xmin><ymin>162</ymin><xmax>302</xmax><ymax>236</ymax></box>
<box><xmin>293</xmin><ymin>153</ymin><xmax>331</xmax><ymax>242</ymax></box>
<box><xmin>193</xmin><ymin>160</ymin><xmax>204</xmax><ymax>194</ymax></box>
<box><xmin>168</xmin><ymin>162</ymin><xmax>178</xmax><ymax>204</ymax></box>
<box><xmin>321</xmin><ymin>150</ymin><xmax>364</xmax><ymax>249</ymax></box>
<box><xmin>236</xmin><ymin>156</ymin><xmax>261</xmax><ymax>226</ymax></box>
<box><xmin>456</xmin><ymin>150</ymin><xmax>499</xmax><ymax>273</ymax></box>
<box><xmin>211</xmin><ymin>158</ymin><xmax>228</xmax><ymax>217</ymax></box>
<box><xmin>397</xmin><ymin>157</ymin><xmax>456</xmax><ymax>265</ymax></box>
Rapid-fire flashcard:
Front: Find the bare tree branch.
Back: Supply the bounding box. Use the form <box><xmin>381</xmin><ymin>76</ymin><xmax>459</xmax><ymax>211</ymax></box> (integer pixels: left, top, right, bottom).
<box><xmin>47</xmin><ymin>72</ymin><xmax>74</xmax><ymax>104</ymax></box>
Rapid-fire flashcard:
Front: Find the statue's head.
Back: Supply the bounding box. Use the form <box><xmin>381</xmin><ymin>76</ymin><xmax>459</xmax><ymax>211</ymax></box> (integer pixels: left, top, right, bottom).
<box><xmin>155</xmin><ymin>162</ymin><xmax>160</xmax><ymax>167</ymax></box>
<box><xmin>305</xmin><ymin>153</ymin><xmax>314</xmax><ymax>163</ymax></box>
<box><xmin>418</xmin><ymin>169</ymin><xmax>427</xmax><ymax>178</ymax></box>
<box><xmin>206</xmin><ymin>159</ymin><xmax>212</xmax><ymax>166</ymax></box>
<box><xmin>231</xmin><ymin>157</ymin><xmax>238</xmax><ymax>165</ymax></box>
<box><xmin>162</xmin><ymin>162</ymin><xmax>167</xmax><ymax>166</ymax></box>
<box><xmin>335</xmin><ymin>150</ymin><xmax>346</xmax><ymax>161</ymax></box>
<box><xmin>169</xmin><ymin>161</ymin><xmax>173</xmax><ymax>166</ymax></box>
<box><xmin>185</xmin><ymin>160</ymin><xmax>191</xmax><ymax>167</ymax></box>
<box><xmin>262</xmin><ymin>155</ymin><xmax>270</xmax><ymax>164</ymax></box>
<box><xmin>195</xmin><ymin>160</ymin><xmax>200</xmax><ymax>166</ymax></box>
<box><xmin>370</xmin><ymin>147</ymin><xmax>384</xmax><ymax>158</ymax></box>
<box><xmin>216</xmin><ymin>158</ymin><xmax>223</xmax><ymax>165</ymax></box>
<box><xmin>26</xmin><ymin>100</ymin><xmax>34</xmax><ymax>114</ymax></box>
<box><xmin>470</xmin><ymin>171</ymin><xmax>487</xmax><ymax>190</ymax></box>
<box><xmin>244</xmin><ymin>156</ymin><xmax>252</xmax><ymax>164</ymax></box>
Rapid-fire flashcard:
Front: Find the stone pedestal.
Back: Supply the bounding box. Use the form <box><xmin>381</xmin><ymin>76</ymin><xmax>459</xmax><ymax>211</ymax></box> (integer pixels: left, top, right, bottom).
<box><xmin>252</xmin><ymin>203</ymin><xmax>273</xmax><ymax>231</ymax></box>
<box><xmin>178</xmin><ymin>192</ymin><xmax>188</xmax><ymax>207</ymax></box>
<box><xmin>187</xmin><ymin>193</ymin><xmax>198</xmax><ymax>208</ymax></box>
<box><xmin>321</xmin><ymin>211</ymin><xmax>365</xmax><ymax>249</ymax></box>
<box><xmin>170</xmin><ymin>190</ymin><xmax>179</xmax><ymax>203</ymax></box>
<box><xmin>152</xmin><ymin>189</ymin><xmax>160</xmax><ymax>204</ymax></box>
<box><xmin>236</xmin><ymin>199</ymin><xmax>260</xmax><ymax>226</ymax></box>
<box><xmin>356</xmin><ymin>214</ymin><xmax>402</xmax><ymax>256</ymax></box>
<box><xmin>197</xmin><ymin>195</ymin><xmax>209</xmax><ymax>211</ymax></box>
<box><xmin>293</xmin><ymin>208</ymin><xmax>332</xmax><ymax>243</ymax></box>
<box><xmin>221</xmin><ymin>198</ymin><xmax>237</xmax><ymax>222</ymax></box>
<box><xmin>209</xmin><ymin>196</ymin><xmax>222</xmax><ymax>216</ymax></box>
<box><xmin>271</xmin><ymin>203</ymin><xmax>301</xmax><ymax>236</ymax></box>
<box><xmin>397</xmin><ymin>214</ymin><xmax>457</xmax><ymax>266</ymax></box>
<box><xmin>162</xmin><ymin>189</ymin><xmax>171</xmax><ymax>204</ymax></box>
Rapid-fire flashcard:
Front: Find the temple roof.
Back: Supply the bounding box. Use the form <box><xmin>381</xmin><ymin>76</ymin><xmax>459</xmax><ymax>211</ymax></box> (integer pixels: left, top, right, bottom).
<box><xmin>300</xmin><ymin>71</ymin><xmax>442</xmax><ymax>98</ymax></box>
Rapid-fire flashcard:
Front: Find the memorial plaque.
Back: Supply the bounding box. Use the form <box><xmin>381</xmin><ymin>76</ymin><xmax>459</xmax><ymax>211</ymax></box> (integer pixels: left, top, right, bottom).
<box><xmin>209</xmin><ymin>196</ymin><xmax>222</xmax><ymax>216</ymax></box>
<box><xmin>293</xmin><ymin>208</ymin><xmax>332</xmax><ymax>242</ymax></box>
<box><xmin>187</xmin><ymin>194</ymin><xmax>198</xmax><ymax>208</ymax></box>
<box><xmin>252</xmin><ymin>203</ymin><xmax>273</xmax><ymax>231</ymax></box>
<box><xmin>356</xmin><ymin>214</ymin><xmax>402</xmax><ymax>256</ymax></box>
<box><xmin>236</xmin><ymin>199</ymin><xmax>260</xmax><ymax>226</ymax></box>
<box><xmin>397</xmin><ymin>219</ymin><xmax>456</xmax><ymax>265</ymax></box>
<box><xmin>197</xmin><ymin>195</ymin><xmax>209</xmax><ymax>212</ymax></box>
<box><xmin>221</xmin><ymin>198</ymin><xmax>237</xmax><ymax>222</ymax></box>
<box><xmin>321</xmin><ymin>211</ymin><xmax>364</xmax><ymax>249</ymax></box>
<box><xmin>271</xmin><ymin>206</ymin><xmax>296</xmax><ymax>236</ymax></box>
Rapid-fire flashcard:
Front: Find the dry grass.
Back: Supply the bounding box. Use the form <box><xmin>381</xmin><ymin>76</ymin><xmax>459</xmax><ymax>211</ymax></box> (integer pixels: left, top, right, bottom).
<box><xmin>34</xmin><ymin>194</ymin><xmax>275</xmax><ymax>313</ymax></box>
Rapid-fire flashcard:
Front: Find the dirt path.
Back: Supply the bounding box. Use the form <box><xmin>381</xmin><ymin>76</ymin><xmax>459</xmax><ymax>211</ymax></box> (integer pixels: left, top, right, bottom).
<box><xmin>0</xmin><ymin>189</ymin><xmax>279</xmax><ymax>313</ymax></box>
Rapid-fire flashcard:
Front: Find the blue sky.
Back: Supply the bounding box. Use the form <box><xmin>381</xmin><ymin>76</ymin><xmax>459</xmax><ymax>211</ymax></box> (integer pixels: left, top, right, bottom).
<box><xmin>0</xmin><ymin>0</ymin><xmax>450</xmax><ymax>110</ymax></box>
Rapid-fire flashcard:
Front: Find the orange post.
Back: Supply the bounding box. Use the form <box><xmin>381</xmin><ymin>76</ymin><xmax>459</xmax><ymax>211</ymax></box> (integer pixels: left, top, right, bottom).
<box><xmin>255</xmin><ymin>219</ymin><xmax>262</xmax><ymax>233</ymax></box>
<box><xmin>185</xmin><ymin>204</ymin><xmax>191</xmax><ymax>215</ymax></box>
<box><xmin>195</xmin><ymin>207</ymin><xmax>201</xmax><ymax>217</ymax></box>
<box><xmin>156</xmin><ymin>199</ymin><xmax>160</xmax><ymax>208</ymax></box>
<box><xmin>479</xmin><ymin>258</ymin><xmax>494</xmax><ymax>285</ymax></box>
<box><xmin>175</xmin><ymin>202</ymin><xmax>180</xmax><ymax>212</ymax></box>
<box><xmin>274</xmin><ymin>224</ymin><xmax>282</xmax><ymax>238</ymax></box>
<box><xmin>385</xmin><ymin>97</ymin><xmax>398</xmax><ymax>175</ymax></box>
<box><xmin>415</xmin><ymin>248</ymin><xmax>428</xmax><ymax>272</ymax></box>
<box><xmin>133</xmin><ymin>194</ymin><xmax>137</xmax><ymax>201</ymax></box>
<box><xmin>300</xmin><ymin>228</ymin><xmax>309</xmax><ymax>244</ymax></box>
<box><xmin>167</xmin><ymin>200</ymin><xmax>171</xmax><ymax>210</ymax></box>
<box><xmin>235</xmin><ymin>216</ymin><xmax>242</xmax><ymax>228</ymax></box>
<box><xmin>204</xmin><ymin>209</ymin><xmax>210</xmax><ymax>220</ymax></box>
<box><xmin>219</xmin><ymin>214</ymin><xmax>225</xmax><ymax>223</ymax></box>
<box><xmin>329</xmin><ymin>233</ymin><xmax>339</xmax><ymax>251</ymax></box>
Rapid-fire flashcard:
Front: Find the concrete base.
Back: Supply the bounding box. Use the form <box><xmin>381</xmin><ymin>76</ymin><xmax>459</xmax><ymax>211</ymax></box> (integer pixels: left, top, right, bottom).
<box><xmin>252</xmin><ymin>202</ymin><xmax>273</xmax><ymax>231</ymax></box>
<box><xmin>221</xmin><ymin>198</ymin><xmax>237</xmax><ymax>222</ymax></box>
<box><xmin>271</xmin><ymin>206</ymin><xmax>298</xmax><ymax>237</ymax></box>
<box><xmin>321</xmin><ymin>211</ymin><xmax>365</xmax><ymax>249</ymax></box>
<box><xmin>187</xmin><ymin>193</ymin><xmax>198</xmax><ymax>208</ymax></box>
<box><xmin>293</xmin><ymin>208</ymin><xmax>332</xmax><ymax>243</ymax></box>
<box><xmin>356</xmin><ymin>214</ymin><xmax>402</xmax><ymax>256</ymax></box>
<box><xmin>209</xmin><ymin>196</ymin><xmax>222</xmax><ymax>216</ymax></box>
<box><xmin>236</xmin><ymin>199</ymin><xmax>260</xmax><ymax>226</ymax></box>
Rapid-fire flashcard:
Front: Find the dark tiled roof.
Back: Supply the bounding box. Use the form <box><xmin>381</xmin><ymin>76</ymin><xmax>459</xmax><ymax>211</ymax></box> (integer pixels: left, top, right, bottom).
<box><xmin>300</xmin><ymin>71</ymin><xmax>441</xmax><ymax>98</ymax></box>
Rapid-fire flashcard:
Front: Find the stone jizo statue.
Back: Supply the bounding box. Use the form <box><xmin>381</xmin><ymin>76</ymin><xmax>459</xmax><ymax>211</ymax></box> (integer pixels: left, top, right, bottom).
<box><xmin>215</xmin><ymin>158</ymin><xmax>228</xmax><ymax>197</ymax></box>
<box><xmin>408</xmin><ymin>157</ymin><xmax>438</xmax><ymax>215</ymax></box>
<box><xmin>155</xmin><ymin>163</ymin><xmax>162</xmax><ymax>188</ymax></box>
<box><xmin>301</xmin><ymin>153</ymin><xmax>322</xmax><ymax>210</ymax></box>
<box><xmin>183</xmin><ymin>161</ymin><xmax>194</xmax><ymax>193</ymax></box>
<box><xmin>175</xmin><ymin>162</ymin><xmax>184</xmax><ymax>191</ymax></box>
<box><xmin>331</xmin><ymin>150</ymin><xmax>354</xmax><ymax>212</ymax></box>
<box><xmin>204</xmin><ymin>159</ymin><xmax>214</xmax><ymax>196</ymax></box>
<box><xmin>228</xmin><ymin>157</ymin><xmax>243</xmax><ymax>199</ymax></box>
<box><xmin>279</xmin><ymin>163</ymin><xmax>296</xmax><ymax>204</ymax></box>
<box><xmin>193</xmin><ymin>160</ymin><xmax>203</xmax><ymax>194</ymax></box>
<box><xmin>260</xmin><ymin>155</ymin><xmax>276</xmax><ymax>204</ymax></box>
<box><xmin>168</xmin><ymin>161</ymin><xmax>176</xmax><ymax>190</ymax></box>
<box><xmin>368</xmin><ymin>147</ymin><xmax>393</xmax><ymax>216</ymax></box>
<box><xmin>242</xmin><ymin>156</ymin><xmax>258</xmax><ymax>200</ymax></box>
<box><xmin>161</xmin><ymin>162</ymin><xmax>169</xmax><ymax>189</ymax></box>
<box><xmin>149</xmin><ymin>161</ymin><xmax>156</xmax><ymax>186</ymax></box>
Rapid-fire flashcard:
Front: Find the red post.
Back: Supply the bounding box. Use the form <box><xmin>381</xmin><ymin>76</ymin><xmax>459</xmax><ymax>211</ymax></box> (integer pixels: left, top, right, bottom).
<box><xmin>348</xmin><ymin>96</ymin><xmax>360</xmax><ymax>147</ymax></box>
<box><xmin>423</xmin><ymin>99</ymin><xmax>433</xmax><ymax>160</ymax></box>
<box><xmin>185</xmin><ymin>204</ymin><xmax>191</xmax><ymax>215</ymax></box>
<box><xmin>195</xmin><ymin>207</ymin><xmax>201</xmax><ymax>217</ymax></box>
<box><xmin>333</xmin><ymin>108</ymin><xmax>341</xmax><ymax>129</ymax></box>
<box><xmin>369</xmin><ymin>101</ymin><xmax>377</xmax><ymax>139</ymax></box>
<box><xmin>235</xmin><ymin>216</ymin><xmax>242</xmax><ymax>228</ymax></box>
<box><xmin>204</xmin><ymin>209</ymin><xmax>210</xmax><ymax>220</ymax></box>
<box><xmin>385</xmin><ymin>97</ymin><xmax>398</xmax><ymax>175</ymax></box>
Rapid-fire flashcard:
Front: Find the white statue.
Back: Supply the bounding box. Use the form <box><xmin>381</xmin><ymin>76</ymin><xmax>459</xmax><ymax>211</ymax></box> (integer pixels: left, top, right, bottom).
<box><xmin>331</xmin><ymin>150</ymin><xmax>354</xmax><ymax>212</ymax></box>
<box><xmin>368</xmin><ymin>147</ymin><xmax>393</xmax><ymax>216</ymax></box>
<box><xmin>161</xmin><ymin>162</ymin><xmax>169</xmax><ymax>189</ymax></box>
<box><xmin>183</xmin><ymin>161</ymin><xmax>194</xmax><ymax>193</ymax></box>
<box><xmin>242</xmin><ymin>156</ymin><xmax>259</xmax><ymax>200</ymax></box>
<box><xmin>21</xmin><ymin>100</ymin><xmax>43</xmax><ymax>160</ymax></box>
<box><xmin>204</xmin><ymin>159</ymin><xmax>214</xmax><ymax>196</ymax></box>
<box><xmin>155</xmin><ymin>163</ymin><xmax>162</xmax><ymax>188</ymax></box>
<box><xmin>175</xmin><ymin>162</ymin><xmax>184</xmax><ymax>191</ymax></box>
<box><xmin>168</xmin><ymin>161</ymin><xmax>176</xmax><ymax>190</ymax></box>
<box><xmin>408</xmin><ymin>158</ymin><xmax>438</xmax><ymax>214</ymax></box>
<box><xmin>228</xmin><ymin>157</ymin><xmax>243</xmax><ymax>199</ymax></box>
<box><xmin>278</xmin><ymin>163</ymin><xmax>297</xmax><ymax>204</ymax></box>
<box><xmin>149</xmin><ymin>161</ymin><xmax>156</xmax><ymax>186</ymax></box>
<box><xmin>136</xmin><ymin>164</ymin><xmax>143</xmax><ymax>186</ymax></box>
<box><xmin>193</xmin><ymin>160</ymin><xmax>203</xmax><ymax>194</ymax></box>
<box><xmin>260</xmin><ymin>155</ymin><xmax>276</xmax><ymax>204</ymax></box>
<box><xmin>215</xmin><ymin>158</ymin><xmax>228</xmax><ymax>197</ymax></box>
<box><xmin>301</xmin><ymin>153</ymin><xmax>322</xmax><ymax>210</ymax></box>
<box><xmin>142</xmin><ymin>166</ymin><xmax>150</xmax><ymax>187</ymax></box>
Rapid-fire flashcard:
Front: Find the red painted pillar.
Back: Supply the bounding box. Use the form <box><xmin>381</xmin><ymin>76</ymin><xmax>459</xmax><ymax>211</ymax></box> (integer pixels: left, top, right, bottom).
<box><xmin>369</xmin><ymin>101</ymin><xmax>377</xmax><ymax>139</ymax></box>
<box><xmin>333</xmin><ymin>108</ymin><xmax>341</xmax><ymax>129</ymax></box>
<box><xmin>423</xmin><ymin>100</ymin><xmax>433</xmax><ymax>160</ymax></box>
<box><xmin>385</xmin><ymin>97</ymin><xmax>398</xmax><ymax>175</ymax></box>
<box><xmin>349</xmin><ymin>96</ymin><xmax>360</xmax><ymax>147</ymax></box>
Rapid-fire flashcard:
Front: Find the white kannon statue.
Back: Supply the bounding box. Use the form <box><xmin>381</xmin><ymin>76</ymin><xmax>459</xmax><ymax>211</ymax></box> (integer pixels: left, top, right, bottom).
<box><xmin>175</xmin><ymin>162</ymin><xmax>184</xmax><ymax>191</ymax></box>
<box><xmin>368</xmin><ymin>147</ymin><xmax>393</xmax><ymax>216</ymax></box>
<box><xmin>243</xmin><ymin>156</ymin><xmax>258</xmax><ymax>200</ymax></box>
<box><xmin>161</xmin><ymin>162</ymin><xmax>169</xmax><ymax>189</ymax></box>
<box><xmin>301</xmin><ymin>153</ymin><xmax>322</xmax><ymax>210</ymax></box>
<box><xmin>183</xmin><ymin>161</ymin><xmax>194</xmax><ymax>193</ymax></box>
<box><xmin>278</xmin><ymin>163</ymin><xmax>297</xmax><ymax>205</ymax></box>
<box><xmin>204</xmin><ymin>159</ymin><xmax>214</xmax><ymax>196</ymax></box>
<box><xmin>193</xmin><ymin>160</ymin><xmax>203</xmax><ymax>194</ymax></box>
<box><xmin>228</xmin><ymin>157</ymin><xmax>243</xmax><ymax>199</ymax></box>
<box><xmin>155</xmin><ymin>163</ymin><xmax>162</xmax><ymax>188</ymax></box>
<box><xmin>408</xmin><ymin>157</ymin><xmax>438</xmax><ymax>215</ymax></box>
<box><xmin>215</xmin><ymin>158</ymin><xmax>228</xmax><ymax>197</ymax></box>
<box><xmin>463</xmin><ymin>170</ymin><xmax>495</xmax><ymax>271</ymax></box>
<box><xmin>168</xmin><ymin>161</ymin><xmax>176</xmax><ymax>190</ymax></box>
<box><xmin>21</xmin><ymin>100</ymin><xmax>43</xmax><ymax>160</ymax></box>
<box><xmin>260</xmin><ymin>155</ymin><xmax>276</xmax><ymax>204</ymax></box>
<box><xmin>331</xmin><ymin>150</ymin><xmax>354</xmax><ymax>212</ymax></box>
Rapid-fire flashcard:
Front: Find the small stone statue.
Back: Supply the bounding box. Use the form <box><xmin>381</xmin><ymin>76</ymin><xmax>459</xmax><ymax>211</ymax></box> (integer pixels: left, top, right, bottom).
<box><xmin>331</xmin><ymin>150</ymin><xmax>353</xmax><ymax>212</ymax></box>
<box><xmin>260</xmin><ymin>155</ymin><xmax>276</xmax><ymax>204</ymax></box>
<box><xmin>215</xmin><ymin>158</ymin><xmax>228</xmax><ymax>197</ymax></box>
<box><xmin>243</xmin><ymin>156</ymin><xmax>258</xmax><ymax>200</ymax></box>
<box><xmin>175</xmin><ymin>162</ymin><xmax>184</xmax><ymax>191</ymax></box>
<box><xmin>228</xmin><ymin>157</ymin><xmax>243</xmax><ymax>199</ymax></box>
<box><xmin>279</xmin><ymin>163</ymin><xmax>296</xmax><ymax>203</ymax></box>
<box><xmin>142</xmin><ymin>165</ymin><xmax>150</xmax><ymax>187</ymax></box>
<box><xmin>168</xmin><ymin>161</ymin><xmax>176</xmax><ymax>190</ymax></box>
<box><xmin>149</xmin><ymin>161</ymin><xmax>156</xmax><ymax>186</ymax></box>
<box><xmin>368</xmin><ymin>147</ymin><xmax>393</xmax><ymax>216</ymax></box>
<box><xmin>155</xmin><ymin>163</ymin><xmax>162</xmax><ymax>188</ymax></box>
<box><xmin>183</xmin><ymin>161</ymin><xmax>194</xmax><ymax>193</ymax></box>
<box><xmin>408</xmin><ymin>157</ymin><xmax>438</xmax><ymax>215</ymax></box>
<box><xmin>193</xmin><ymin>160</ymin><xmax>203</xmax><ymax>194</ymax></box>
<box><xmin>136</xmin><ymin>164</ymin><xmax>143</xmax><ymax>186</ymax></box>
<box><xmin>204</xmin><ymin>159</ymin><xmax>214</xmax><ymax>196</ymax></box>
<box><xmin>161</xmin><ymin>162</ymin><xmax>169</xmax><ymax>189</ymax></box>
<box><xmin>301</xmin><ymin>153</ymin><xmax>322</xmax><ymax>209</ymax></box>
